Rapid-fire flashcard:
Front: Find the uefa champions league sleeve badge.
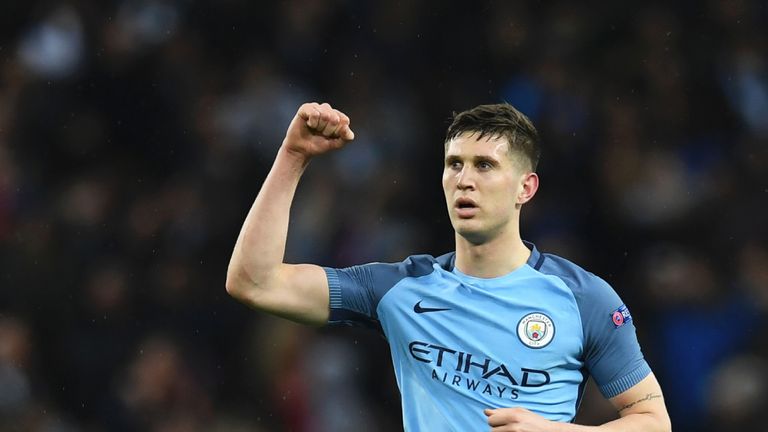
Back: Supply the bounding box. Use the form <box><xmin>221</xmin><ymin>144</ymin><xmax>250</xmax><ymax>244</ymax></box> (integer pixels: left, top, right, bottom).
<box><xmin>517</xmin><ymin>312</ymin><xmax>555</xmax><ymax>349</ymax></box>
<box><xmin>611</xmin><ymin>304</ymin><xmax>632</xmax><ymax>329</ymax></box>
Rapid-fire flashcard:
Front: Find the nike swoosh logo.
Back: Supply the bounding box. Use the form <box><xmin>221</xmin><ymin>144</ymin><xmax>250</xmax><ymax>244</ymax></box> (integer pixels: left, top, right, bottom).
<box><xmin>413</xmin><ymin>300</ymin><xmax>451</xmax><ymax>314</ymax></box>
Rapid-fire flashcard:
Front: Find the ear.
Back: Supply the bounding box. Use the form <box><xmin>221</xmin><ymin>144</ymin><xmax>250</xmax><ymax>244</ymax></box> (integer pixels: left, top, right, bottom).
<box><xmin>517</xmin><ymin>172</ymin><xmax>539</xmax><ymax>205</ymax></box>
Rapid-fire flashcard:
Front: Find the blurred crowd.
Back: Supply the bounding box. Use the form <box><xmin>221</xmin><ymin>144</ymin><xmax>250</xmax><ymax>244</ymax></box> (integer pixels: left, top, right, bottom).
<box><xmin>0</xmin><ymin>1</ymin><xmax>766</xmax><ymax>431</ymax></box>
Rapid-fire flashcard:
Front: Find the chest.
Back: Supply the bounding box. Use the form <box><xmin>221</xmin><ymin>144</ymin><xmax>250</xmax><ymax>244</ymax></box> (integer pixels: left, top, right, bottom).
<box><xmin>377</xmin><ymin>271</ymin><xmax>585</xmax><ymax>373</ymax></box>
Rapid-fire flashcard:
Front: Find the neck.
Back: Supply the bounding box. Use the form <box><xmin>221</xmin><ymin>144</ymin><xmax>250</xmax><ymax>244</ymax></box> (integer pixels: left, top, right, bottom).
<box><xmin>454</xmin><ymin>226</ymin><xmax>531</xmax><ymax>278</ymax></box>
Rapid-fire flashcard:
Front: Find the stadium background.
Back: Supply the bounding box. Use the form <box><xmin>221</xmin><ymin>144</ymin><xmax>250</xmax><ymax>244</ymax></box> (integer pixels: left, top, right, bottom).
<box><xmin>1</xmin><ymin>1</ymin><xmax>766</xmax><ymax>431</ymax></box>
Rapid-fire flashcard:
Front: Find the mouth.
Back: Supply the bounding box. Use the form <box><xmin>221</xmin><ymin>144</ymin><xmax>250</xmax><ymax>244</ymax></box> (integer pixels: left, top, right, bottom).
<box><xmin>454</xmin><ymin>197</ymin><xmax>479</xmax><ymax>218</ymax></box>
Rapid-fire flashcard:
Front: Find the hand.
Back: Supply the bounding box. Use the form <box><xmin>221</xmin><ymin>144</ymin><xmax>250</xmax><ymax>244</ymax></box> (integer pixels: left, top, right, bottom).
<box><xmin>282</xmin><ymin>102</ymin><xmax>355</xmax><ymax>161</ymax></box>
<box><xmin>484</xmin><ymin>407</ymin><xmax>557</xmax><ymax>432</ymax></box>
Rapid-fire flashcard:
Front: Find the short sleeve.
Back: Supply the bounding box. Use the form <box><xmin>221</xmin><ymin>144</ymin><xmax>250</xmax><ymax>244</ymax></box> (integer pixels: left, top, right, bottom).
<box><xmin>322</xmin><ymin>265</ymin><xmax>401</xmax><ymax>330</ymax></box>
<box><xmin>577</xmin><ymin>276</ymin><xmax>651</xmax><ymax>398</ymax></box>
<box><xmin>323</xmin><ymin>254</ymin><xmax>440</xmax><ymax>330</ymax></box>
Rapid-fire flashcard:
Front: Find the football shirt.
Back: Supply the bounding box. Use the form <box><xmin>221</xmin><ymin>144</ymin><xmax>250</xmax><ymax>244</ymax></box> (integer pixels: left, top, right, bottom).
<box><xmin>324</xmin><ymin>242</ymin><xmax>650</xmax><ymax>431</ymax></box>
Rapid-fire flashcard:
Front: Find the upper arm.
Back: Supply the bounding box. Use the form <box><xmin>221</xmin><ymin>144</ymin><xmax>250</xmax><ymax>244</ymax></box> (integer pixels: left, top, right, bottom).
<box><xmin>229</xmin><ymin>256</ymin><xmax>427</xmax><ymax>328</ymax></box>
<box><xmin>230</xmin><ymin>258</ymin><xmax>411</xmax><ymax>327</ymax></box>
<box><xmin>573</xmin><ymin>273</ymin><xmax>671</xmax><ymax>429</ymax></box>
<box><xmin>609</xmin><ymin>373</ymin><xmax>670</xmax><ymax>424</ymax></box>
<box><xmin>232</xmin><ymin>263</ymin><xmax>330</xmax><ymax>326</ymax></box>
<box><xmin>573</xmin><ymin>275</ymin><xmax>651</xmax><ymax>398</ymax></box>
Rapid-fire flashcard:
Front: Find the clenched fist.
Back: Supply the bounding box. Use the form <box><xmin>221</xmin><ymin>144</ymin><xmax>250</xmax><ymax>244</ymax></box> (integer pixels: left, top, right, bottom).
<box><xmin>282</xmin><ymin>102</ymin><xmax>355</xmax><ymax>161</ymax></box>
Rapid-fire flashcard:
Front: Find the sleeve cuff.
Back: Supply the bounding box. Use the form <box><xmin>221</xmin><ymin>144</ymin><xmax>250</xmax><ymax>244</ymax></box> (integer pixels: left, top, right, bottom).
<box><xmin>324</xmin><ymin>267</ymin><xmax>342</xmax><ymax>310</ymax></box>
<box><xmin>598</xmin><ymin>362</ymin><xmax>652</xmax><ymax>399</ymax></box>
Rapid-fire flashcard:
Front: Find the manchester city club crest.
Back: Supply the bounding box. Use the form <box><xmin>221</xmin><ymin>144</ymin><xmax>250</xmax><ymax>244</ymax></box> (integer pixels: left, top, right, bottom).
<box><xmin>517</xmin><ymin>313</ymin><xmax>555</xmax><ymax>349</ymax></box>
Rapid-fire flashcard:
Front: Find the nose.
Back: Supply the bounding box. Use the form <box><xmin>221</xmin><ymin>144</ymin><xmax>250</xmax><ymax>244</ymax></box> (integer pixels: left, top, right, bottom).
<box><xmin>456</xmin><ymin>166</ymin><xmax>475</xmax><ymax>190</ymax></box>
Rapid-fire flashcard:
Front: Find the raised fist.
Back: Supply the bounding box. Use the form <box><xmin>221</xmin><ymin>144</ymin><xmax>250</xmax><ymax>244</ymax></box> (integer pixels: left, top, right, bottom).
<box><xmin>282</xmin><ymin>102</ymin><xmax>355</xmax><ymax>159</ymax></box>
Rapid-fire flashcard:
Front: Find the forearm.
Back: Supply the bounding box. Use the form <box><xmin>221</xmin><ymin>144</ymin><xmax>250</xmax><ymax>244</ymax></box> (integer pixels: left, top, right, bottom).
<box><xmin>551</xmin><ymin>413</ymin><xmax>670</xmax><ymax>432</ymax></box>
<box><xmin>595</xmin><ymin>412</ymin><xmax>670</xmax><ymax>432</ymax></box>
<box><xmin>226</xmin><ymin>147</ymin><xmax>308</xmax><ymax>292</ymax></box>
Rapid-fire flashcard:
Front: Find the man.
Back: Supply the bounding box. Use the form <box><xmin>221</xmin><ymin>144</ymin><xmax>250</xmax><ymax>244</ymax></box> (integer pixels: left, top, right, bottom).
<box><xmin>226</xmin><ymin>102</ymin><xmax>672</xmax><ymax>431</ymax></box>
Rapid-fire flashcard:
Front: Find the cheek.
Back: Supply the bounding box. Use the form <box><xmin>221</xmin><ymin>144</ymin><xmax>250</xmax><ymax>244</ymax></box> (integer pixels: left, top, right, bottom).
<box><xmin>491</xmin><ymin>180</ymin><xmax>518</xmax><ymax>210</ymax></box>
<box><xmin>442</xmin><ymin>171</ymin><xmax>453</xmax><ymax>190</ymax></box>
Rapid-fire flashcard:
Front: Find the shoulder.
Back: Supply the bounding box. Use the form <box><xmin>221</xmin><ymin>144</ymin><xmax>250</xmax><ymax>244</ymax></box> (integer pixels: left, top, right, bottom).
<box><xmin>326</xmin><ymin>253</ymin><xmax>453</xmax><ymax>324</ymax></box>
<box><xmin>373</xmin><ymin>252</ymin><xmax>454</xmax><ymax>282</ymax></box>
<box><xmin>400</xmin><ymin>252</ymin><xmax>455</xmax><ymax>275</ymax></box>
<box><xmin>330</xmin><ymin>252</ymin><xmax>454</xmax><ymax>287</ymax></box>
<box><xmin>533</xmin><ymin>251</ymin><xmax>618</xmax><ymax>303</ymax></box>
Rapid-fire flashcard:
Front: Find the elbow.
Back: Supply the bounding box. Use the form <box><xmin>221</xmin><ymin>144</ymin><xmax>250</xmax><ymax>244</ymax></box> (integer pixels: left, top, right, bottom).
<box><xmin>647</xmin><ymin>410</ymin><xmax>671</xmax><ymax>432</ymax></box>
<box><xmin>659</xmin><ymin>415</ymin><xmax>672</xmax><ymax>432</ymax></box>
<box><xmin>225</xmin><ymin>266</ymin><xmax>256</xmax><ymax>300</ymax></box>
<box><xmin>225</xmin><ymin>265</ymin><xmax>274</xmax><ymax>304</ymax></box>
<box><xmin>225</xmin><ymin>272</ymin><xmax>242</xmax><ymax>298</ymax></box>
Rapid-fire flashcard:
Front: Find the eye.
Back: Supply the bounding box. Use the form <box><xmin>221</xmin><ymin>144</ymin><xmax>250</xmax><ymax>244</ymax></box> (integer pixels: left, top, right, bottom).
<box><xmin>477</xmin><ymin>160</ymin><xmax>493</xmax><ymax>171</ymax></box>
<box><xmin>448</xmin><ymin>160</ymin><xmax>462</xmax><ymax>170</ymax></box>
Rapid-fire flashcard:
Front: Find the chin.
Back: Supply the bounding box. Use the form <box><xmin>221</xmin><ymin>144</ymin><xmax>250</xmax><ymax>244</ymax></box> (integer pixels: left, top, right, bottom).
<box><xmin>453</xmin><ymin>223</ymin><xmax>490</xmax><ymax>244</ymax></box>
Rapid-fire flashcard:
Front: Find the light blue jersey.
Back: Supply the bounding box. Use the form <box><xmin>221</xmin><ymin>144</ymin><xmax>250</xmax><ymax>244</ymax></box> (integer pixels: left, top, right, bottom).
<box><xmin>324</xmin><ymin>242</ymin><xmax>650</xmax><ymax>431</ymax></box>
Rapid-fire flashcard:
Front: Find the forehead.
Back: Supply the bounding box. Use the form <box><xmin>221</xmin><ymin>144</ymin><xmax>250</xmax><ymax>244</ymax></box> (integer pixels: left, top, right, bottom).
<box><xmin>444</xmin><ymin>132</ymin><xmax>510</xmax><ymax>159</ymax></box>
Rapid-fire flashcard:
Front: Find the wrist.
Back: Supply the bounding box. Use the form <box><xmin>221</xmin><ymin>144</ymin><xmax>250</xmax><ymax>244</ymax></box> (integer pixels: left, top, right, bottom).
<box><xmin>277</xmin><ymin>145</ymin><xmax>311</xmax><ymax>171</ymax></box>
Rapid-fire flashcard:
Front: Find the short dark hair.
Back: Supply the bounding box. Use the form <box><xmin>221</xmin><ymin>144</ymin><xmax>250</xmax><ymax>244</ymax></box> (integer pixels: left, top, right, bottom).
<box><xmin>445</xmin><ymin>103</ymin><xmax>540</xmax><ymax>171</ymax></box>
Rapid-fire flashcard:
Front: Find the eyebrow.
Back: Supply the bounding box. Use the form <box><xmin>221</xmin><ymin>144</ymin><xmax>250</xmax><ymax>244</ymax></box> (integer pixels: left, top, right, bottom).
<box><xmin>444</xmin><ymin>154</ymin><xmax>501</xmax><ymax>165</ymax></box>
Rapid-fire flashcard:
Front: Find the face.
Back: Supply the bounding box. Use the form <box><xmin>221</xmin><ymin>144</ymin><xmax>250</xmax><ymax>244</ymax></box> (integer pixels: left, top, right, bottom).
<box><xmin>442</xmin><ymin>132</ymin><xmax>538</xmax><ymax>244</ymax></box>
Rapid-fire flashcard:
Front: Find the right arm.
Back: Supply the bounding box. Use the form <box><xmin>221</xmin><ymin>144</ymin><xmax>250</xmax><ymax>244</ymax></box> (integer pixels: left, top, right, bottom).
<box><xmin>225</xmin><ymin>102</ymin><xmax>355</xmax><ymax>326</ymax></box>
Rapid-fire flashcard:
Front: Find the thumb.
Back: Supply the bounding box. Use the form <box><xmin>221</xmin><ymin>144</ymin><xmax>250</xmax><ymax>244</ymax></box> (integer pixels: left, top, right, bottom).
<box><xmin>484</xmin><ymin>408</ymin><xmax>495</xmax><ymax>416</ymax></box>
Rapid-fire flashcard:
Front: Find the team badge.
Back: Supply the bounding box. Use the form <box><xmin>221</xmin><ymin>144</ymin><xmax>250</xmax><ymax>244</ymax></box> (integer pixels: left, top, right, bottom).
<box><xmin>517</xmin><ymin>312</ymin><xmax>555</xmax><ymax>349</ymax></box>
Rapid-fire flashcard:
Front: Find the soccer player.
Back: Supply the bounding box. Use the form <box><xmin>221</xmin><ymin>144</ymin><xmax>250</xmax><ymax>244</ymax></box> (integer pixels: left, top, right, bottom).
<box><xmin>226</xmin><ymin>102</ymin><xmax>672</xmax><ymax>431</ymax></box>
